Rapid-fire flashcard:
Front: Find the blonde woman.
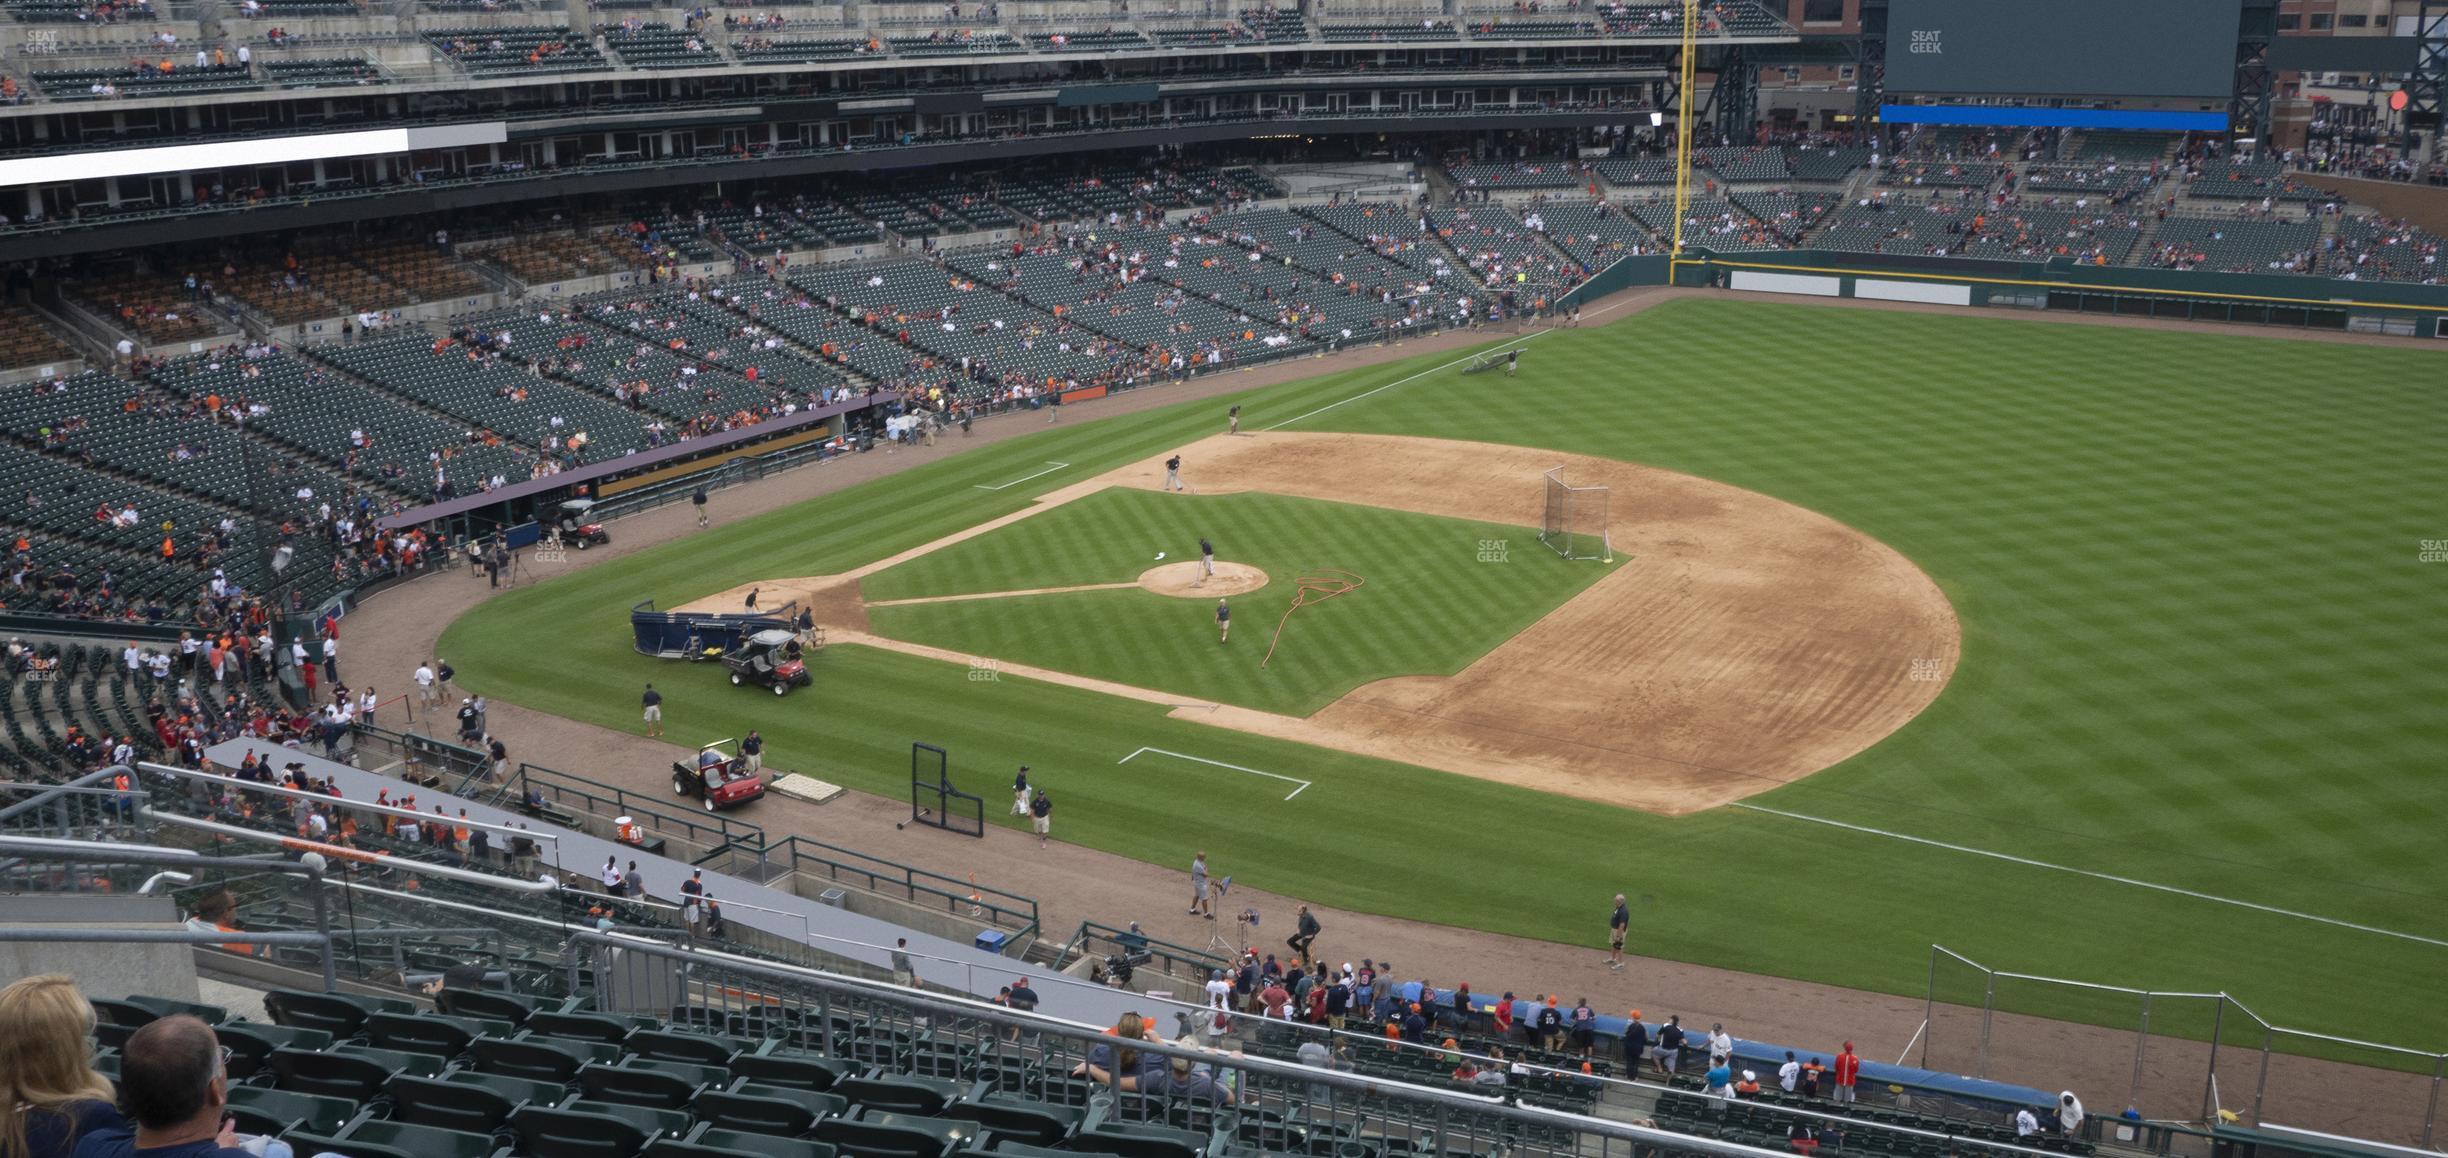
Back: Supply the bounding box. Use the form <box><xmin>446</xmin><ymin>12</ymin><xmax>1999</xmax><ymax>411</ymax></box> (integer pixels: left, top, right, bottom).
<box><xmin>0</xmin><ymin>975</ymin><xmax>125</xmax><ymax>1158</ymax></box>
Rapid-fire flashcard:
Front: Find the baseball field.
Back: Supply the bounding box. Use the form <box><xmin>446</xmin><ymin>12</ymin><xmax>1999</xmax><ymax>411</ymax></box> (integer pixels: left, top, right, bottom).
<box><xmin>440</xmin><ymin>297</ymin><xmax>2448</xmax><ymax>1063</ymax></box>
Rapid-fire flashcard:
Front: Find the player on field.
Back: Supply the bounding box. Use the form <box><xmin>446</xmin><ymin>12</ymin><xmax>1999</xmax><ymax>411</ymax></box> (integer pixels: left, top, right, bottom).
<box><xmin>1215</xmin><ymin>599</ymin><xmax>1230</xmax><ymax>644</ymax></box>
<box><xmin>1195</xmin><ymin>538</ymin><xmax>1215</xmax><ymax>587</ymax></box>
<box><xmin>1165</xmin><ymin>454</ymin><xmax>1185</xmax><ymax>492</ymax></box>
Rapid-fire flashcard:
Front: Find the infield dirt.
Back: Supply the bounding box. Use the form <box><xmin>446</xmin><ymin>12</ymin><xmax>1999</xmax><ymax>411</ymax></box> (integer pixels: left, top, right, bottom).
<box><xmin>682</xmin><ymin>431</ymin><xmax>1961</xmax><ymax>815</ymax></box>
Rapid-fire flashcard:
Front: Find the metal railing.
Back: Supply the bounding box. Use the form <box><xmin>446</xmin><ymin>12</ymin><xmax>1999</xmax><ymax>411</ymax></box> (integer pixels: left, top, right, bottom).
<box><xmin>0</xmin><ymin>770</ymin><xmax>151</xmax><ymax>840</ymax></box>
<box><xmin>503</xmin><ymin>759</ymin><xmax>765</xmax><ymax>862</ymax></box>
<box><xmin>562</xmin><ymin>929</ymin><xmax>1797</xmax><ymax>1158</ymax></box>
<box><xmin>1058</xmin><ymin>918</ymin><xmax>1231</xmax><ymax>990</ymax></box>
<box><xmin>721</xmin><ymin>833</ymin><xmax>1041</xmax><ymax>940</ymax></box>
<box><xmin>1924</xmin><ymin>945</ymin><xmax>2445</xmax><ymax>1148</ymax></box>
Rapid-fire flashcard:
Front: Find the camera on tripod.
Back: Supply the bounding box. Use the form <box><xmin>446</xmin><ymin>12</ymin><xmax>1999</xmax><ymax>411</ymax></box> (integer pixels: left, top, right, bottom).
<box><xmin>1101</xmin><ymin>948</ymin><xmax>1153</xmax><ymax>988</ymax></box>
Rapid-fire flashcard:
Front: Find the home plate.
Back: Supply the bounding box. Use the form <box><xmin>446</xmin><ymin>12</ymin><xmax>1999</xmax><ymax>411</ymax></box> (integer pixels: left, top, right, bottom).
<box><xmin>770</xmin><ymin>774</ymin><xmax>846</xmax><ymax>804</ymax></box>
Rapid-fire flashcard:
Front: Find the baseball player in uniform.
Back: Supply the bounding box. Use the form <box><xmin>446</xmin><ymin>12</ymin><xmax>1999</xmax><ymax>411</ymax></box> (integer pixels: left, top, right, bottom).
<box><xmin>1227</xmin><ymin>405</ymin><xmax>1241</xmax><ymax>435</ymax></box>
<box><xmin>1164</xmin><ymin>454</ymin><xmax>1185</xmax><ymax>492</ymax></box>
<box><xmin>1215</xmin><ymin>599</ymin><xmax>1230</xmax><ymax>644</ymax></box>
<box><xmin>1195</xmin><ymin>538</ymin><xmax>1215</xmax><ymax>587</ymax></box>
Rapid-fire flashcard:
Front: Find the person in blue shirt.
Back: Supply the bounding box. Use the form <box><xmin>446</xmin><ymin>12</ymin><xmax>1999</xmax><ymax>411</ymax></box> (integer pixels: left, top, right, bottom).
<box><xmin>1702</xmin><ymin>1058</ymin><xmax>1736</xmax><ymax>1112</ymax></box>
<box><xmin>72</xmin><ymin>1017</ymin><xmax>268</xmax><ymax>1158</ymax></box>
<box><xmin>2</xmin><ymin>976</ymin><xmax>125</xmax><ymax>1158</ymax></box>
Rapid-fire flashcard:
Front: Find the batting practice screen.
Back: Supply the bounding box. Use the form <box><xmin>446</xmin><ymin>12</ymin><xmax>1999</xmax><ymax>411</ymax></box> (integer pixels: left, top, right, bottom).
<box><xmin>1884</xmin><ymin>0</ymin><xmax>2243</xmax><ymax>99</ymax></box>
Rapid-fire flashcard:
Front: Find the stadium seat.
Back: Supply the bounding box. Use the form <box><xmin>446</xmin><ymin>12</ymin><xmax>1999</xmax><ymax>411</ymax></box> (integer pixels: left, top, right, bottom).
<box><xmin>226</xmin><ymin>1085</ymin><xmax>358</xmax><ymax>1136</ymax></box>
<box><xmin>282</xmin><ymin>1132</ymin><xmax>417</xmax><ymax>1158</ymax></box>
<box><xmin>512</xmin><ymin>1105</ymin><xmax>654</xmax><ymax>1158</ymax></box>
<box><xmin>730</xmin><ymin>1050</ymin><xmax>852</xmax><ymax>1091</ymax></box>
<box><xmin>267</xmin><ymin>1047</ymin><xmax>400</xmax><ymax>1102</ymax></box>
<box><xmin>387</xmin><ymin>1073</ymin><xmax>533</xmax><ymax>1134</ymax></box>
<box><xmin>815</xmin><ymin>1111</ymin><xmax>978</xmax><ymax>1158</ymax></box>
<box><xmin>834</xmin><ymin>1073</ymin><xmax>964</xmax><ymax>1115</ymax></box>
<box><xmin>693</xmin><ymin>1081</ymin><xmax>851</xmax><ymax>1136</ymax></box>
<box><xmin>943</xmin><ymin>1097</ymin><xmax>1083</xmax><ymax>1146</ymax></box>
<box><xmin>474</xmin><ymin>1034</ymin><xmax>614</xmax><ymax>1083</ymax></box>
<box><xmin>624</xmin><ymin>1029</ymin><xmax>749</xmax><ymax>1066</ymax></box>
<box><xmin>369</xmin><ymin>1011</ymin><xmax>508</xmax><ymax>1058</ymax></box>
<box><xmin>437</xmin><ymin>988</ymin><xmax>546</xmax><ymax>1026</ymax></box>
<box><xmin>265</xmin><ymin>988</ymin><xmax>412</xmax><ymax>1037</ymax></box>
<box><xmin>561</xmin><ymin>1100</ymin><xmax>694</xmax><ymax>1143</ymax></box>
<box><xmin>219</xmin><ymin>1022</ymin><xmax>335</xmax><ymax>1080</ymax></box>
<box><xmin>339</xmin><ymin>1118</ymin><xmax>503</xmax><ymax>1158</ymax></box>
<box><xmin>650</xmin><ymin>1128</ymin><xmax>834</xmax><ymax>1158</ymax></box>
<box><xmin>576</xmin><ymin>1061</ymin><xmax>713</xmax><ymax>1109</ymax></box>
<box><xmin>531</xmin><ymin>1011</ymin><xmax>655</xmax><ymax>1045</ymax></box>
<box><xmin>1072</xmin><ymin>1121</ymin><xmax>1207</xmax><ymax>1158</ymax></box>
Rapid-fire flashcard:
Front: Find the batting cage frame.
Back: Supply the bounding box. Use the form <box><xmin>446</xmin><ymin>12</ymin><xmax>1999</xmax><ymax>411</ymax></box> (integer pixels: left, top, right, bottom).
<box><xmin>1538</xmin><ymin>467</ymin><xmax>1613</xmax><ymax>561</ymax></box>
<box><xmin>906</xmin><ymin>742</ymin><xmax>984</xmax><ymax>838</ymax></box>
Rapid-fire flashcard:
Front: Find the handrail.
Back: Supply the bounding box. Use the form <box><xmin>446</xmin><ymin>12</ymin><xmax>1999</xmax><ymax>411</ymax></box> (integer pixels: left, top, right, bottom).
<box><xmin>561</xmin><ymin>930</ymin><xmax>1802</xmax><ymax>1158</ymax></box>
<box><xmin>139</xmin><ymin>762</ymin><xmax>563</xmax><ymax>846</ymax></box>
<box><xmin>511</xmin><ymin>760</ymin><xmax>764</xmax><ymax>852</ymax></box>
<box><xmin>759</xmin><ymin>833</ymin><xmax>1039</xmax><ymax>936</ymax></box>
<box><xmin>143</xmin><ymin>809</ymin><xmax>560</xmax><ymax>893</ymax></box>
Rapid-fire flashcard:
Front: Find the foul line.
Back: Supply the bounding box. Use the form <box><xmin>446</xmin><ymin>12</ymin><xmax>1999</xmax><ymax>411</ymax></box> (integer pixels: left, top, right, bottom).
<box><xmin>867</xmin><ymin>581</ymin><xmax>1137</xmax><ymax>607</ymax></box>
<box><xmin>1119</xmin><ymin>746</ymin><xmax>1312</xmax><ymax>801</ymax></box>
<box><xmin>1267</xmin><ymin>335</ymin><xmax>1545</xmax><ymax>431</ymax></box>
<box><xmin>1732</xmin><ymin>804</ymin><xmax>2448</xmax><ymax>950</ymax></box>
<box><xmin>974</xmin><ymin>461</ymin><xmax>1071</xmax><ymax>491</ymax></box>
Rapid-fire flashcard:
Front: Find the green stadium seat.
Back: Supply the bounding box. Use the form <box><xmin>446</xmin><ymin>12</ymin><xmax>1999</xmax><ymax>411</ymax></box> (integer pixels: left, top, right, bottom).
<box><xmin>692</xmin><ymin>1081</ymin><xmax>850</xmax><ymax>1136</ymax></box>
<box><xmin>512</xmin><ymin>1105</ymin><xmax>654</xmax><ymax>1158</ymax></box>
<box><xmin>834</xmin><ymin>1073</ymin><xmax>964</xmax><ymax>1115</ymax></box>
<box><xmin>227</xmin><ymin>1085</ymin><xmax>359</xmax><ymax>1136</ymax></box>
<box><xmin>341</xmin><ymin>1118</ymin><xmax>503</xmax><ymax>1158</ymax></box>
<box><xmin>576</xmin><ymin>1062</ymin><xmax>708</xmax><ymax>1110</ymax></box>
<box><xmin>730</xmin><ymin>1051</ymin><xmax>852</xmax><ymax>1091</ymax></box>
<box><xmin>815</xmin><ymin>1111</ymin><xmax>978</xmax><ymax>1158</ymax></box>
<box><xmin>651</xmin><ymin>1128</ymin><xmax>834</xmax><ymax>1158</ymax></box>
<box><xmin>561</xmin><ymin>1099</ymin><xmax>693</xmax><ymax>1144</ymax></box>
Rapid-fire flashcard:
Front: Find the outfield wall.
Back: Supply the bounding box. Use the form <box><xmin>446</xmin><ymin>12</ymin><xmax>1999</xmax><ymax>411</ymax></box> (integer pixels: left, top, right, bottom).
<box><xmin>1640</xmin><ymin>249</ymin><xmax>2448</xmax><ymax>338</ymax></box>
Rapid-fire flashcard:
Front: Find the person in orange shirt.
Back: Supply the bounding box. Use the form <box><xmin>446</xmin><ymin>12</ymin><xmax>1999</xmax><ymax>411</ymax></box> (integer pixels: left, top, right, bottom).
<box><xmin>1832</xmin><ymin>1041</ymin><xmax>1862</xmax><ymax>1105</ymax></box>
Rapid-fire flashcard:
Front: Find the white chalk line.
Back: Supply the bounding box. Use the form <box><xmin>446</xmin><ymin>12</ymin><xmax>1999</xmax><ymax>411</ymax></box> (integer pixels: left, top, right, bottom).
<box><xmin>1731</xmin><ymin>804</ymin><xmax>2448</xmax><ymax>949</ymax></box>
<box><xmin>1266</xmin><ymin>335</ymin><xmax>1544</xmax><ymax>430</ymax></box>
<box><xmin>1261</xmin><ymin>288</ymin><xmax>1651</xmax><ymax>432</ymax></box>
<box><xmin>974</xmin><ymin>461</ymin><xmax>1071</xmax><ymax>491</ymax></box>
<box><xmin>1119</xmin><ymin>746</ymin><xmax>1312</xmax><ymax>801</ymax></box>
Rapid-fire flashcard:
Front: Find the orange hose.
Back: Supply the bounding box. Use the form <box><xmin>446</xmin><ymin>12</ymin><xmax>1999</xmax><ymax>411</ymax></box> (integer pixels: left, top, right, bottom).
<box><xmin>1261</xmin><ymin>570</ymin><xmax>1366</xmax><ymax>668</ymax></box>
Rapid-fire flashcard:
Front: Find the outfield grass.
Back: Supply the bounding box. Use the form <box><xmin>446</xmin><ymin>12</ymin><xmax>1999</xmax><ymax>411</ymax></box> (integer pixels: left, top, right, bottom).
<box><xmin>862</xmin><ymin>488</ymin><xmax>1605</xmax><ymax>714</ymax></box>
<box><xmin>441</xmin><ymin>300</ymin><xmax>2448</xmax><ymax>1058</ymax></box>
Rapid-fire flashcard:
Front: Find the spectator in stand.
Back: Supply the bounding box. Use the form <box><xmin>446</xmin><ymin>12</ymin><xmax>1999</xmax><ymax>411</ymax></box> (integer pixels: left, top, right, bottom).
<box><xmin>1621</xmin><ymin>1011</ymin><xmax>1650</xmax><ymax>1075</ymax></box>
<box><xmin>1832</xmin><ymin>1041</ymin><xmax>1861</xmax><ymax>1105</ymax></box>
<box><xmin>1702</xmin><ymin>1055</ymin><xmax>1735</xmax><ymax>1110</ymax></box>
<box><xmin>0</xmin><ymin>976</ymin><xmax>125</xmax><ymax>1158</ymax></box>
<box><xmin>1800</xmin><ymin>1055</ymin><xmax>1825</xmax><ymax>1098</ymax></box>
<box><xmin>1706</xmin><ymin>1022</ymin><xmax>1734</xmax><ymax>1068</ymax></box>
<box><xmin>1651</xmin><ymin>1015</ymin><xmax>1686</xmax><ymax>1077</ymax></box>
<box><xmin>1534</xmin><ymin>995</ymin><xmax>1565</xmax><ymax>1053</ymax></box>
<box><xmin>2056</xmin><ymin>1091</ymin><xmax>2086</xmax><ymax>1136</ymax></box>
<box><xmin>1778</xmin><ymin>1050</ymin><xmax>1801</xmax><ymax>1093</ymax></box>
<box><xmin>69</xmin><ymin>1016</ymin><xmax>271</xmax><ymax>1158</ymax></box>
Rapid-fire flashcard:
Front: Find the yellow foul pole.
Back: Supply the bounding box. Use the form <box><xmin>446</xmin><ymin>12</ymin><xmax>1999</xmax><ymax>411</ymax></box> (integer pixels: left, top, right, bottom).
<box><xmin>1670</xmin><ymin>0</ymin><xmax>1699</xmax><ymax>260</ymax></box>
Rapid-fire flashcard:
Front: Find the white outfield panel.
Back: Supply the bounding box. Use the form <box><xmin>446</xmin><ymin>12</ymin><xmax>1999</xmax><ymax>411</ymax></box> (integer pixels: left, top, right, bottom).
<box><xmin>1728</xmin><ymin>270</ymin><xmax>1842</xmax><ymax>297</ymax></box>
<box><xmin>0</xmin><ymin>122</ymin><xmax>510</xmax><ymax>188</ymax></box>
<box><xmin>1856</xmin><ymin>278</ymin><xmax>1974</xmax><ymax>306</ymax></box>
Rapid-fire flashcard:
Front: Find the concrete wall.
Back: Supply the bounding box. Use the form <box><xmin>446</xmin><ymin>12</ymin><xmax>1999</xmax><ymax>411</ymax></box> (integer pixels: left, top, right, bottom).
<box><xmin>0</xmin><ymin>894</ymin><xmax>202</xmax><ymax>1003</ymax></box>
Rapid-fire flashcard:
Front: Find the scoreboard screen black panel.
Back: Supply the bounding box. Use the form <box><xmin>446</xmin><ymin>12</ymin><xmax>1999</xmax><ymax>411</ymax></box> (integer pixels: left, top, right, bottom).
<box><xmin>1884</xmin><ymin>0</ymin><xmax>2244</xmax><ymax>99</ymax></box>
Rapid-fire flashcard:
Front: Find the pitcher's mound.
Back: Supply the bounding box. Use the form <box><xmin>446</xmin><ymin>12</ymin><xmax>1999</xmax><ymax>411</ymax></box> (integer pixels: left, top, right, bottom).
<box><xmin>1139</xmin><ymin>561</ymin><xmax>1268</xmax><ymax>598</ymax></box>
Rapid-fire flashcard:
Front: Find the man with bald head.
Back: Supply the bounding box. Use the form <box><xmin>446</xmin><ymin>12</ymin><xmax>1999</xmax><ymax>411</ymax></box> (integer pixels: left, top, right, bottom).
<box><xmin>72</xmin><ymin>1016</ymin><xmax>259</xmax><ymax>1158</ymax></box>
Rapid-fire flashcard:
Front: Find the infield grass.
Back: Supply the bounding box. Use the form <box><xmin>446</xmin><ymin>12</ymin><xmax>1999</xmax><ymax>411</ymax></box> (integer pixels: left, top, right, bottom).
<box><xmin>862</xmin><ymin>488</ymin><xmax>1605</xmax><ymax>714</ymax></box>
<box><xmin>442</xmin><ymin>299</ymin><xmax>2448</xmax><ymax>1060</ymax></box>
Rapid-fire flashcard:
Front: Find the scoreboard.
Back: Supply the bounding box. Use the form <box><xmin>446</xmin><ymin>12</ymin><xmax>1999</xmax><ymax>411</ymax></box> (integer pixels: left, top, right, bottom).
<box><xmin>1884</xmin><ymin>0</ymin><xmax>2244</xmax><ymax>100</ymax></box>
